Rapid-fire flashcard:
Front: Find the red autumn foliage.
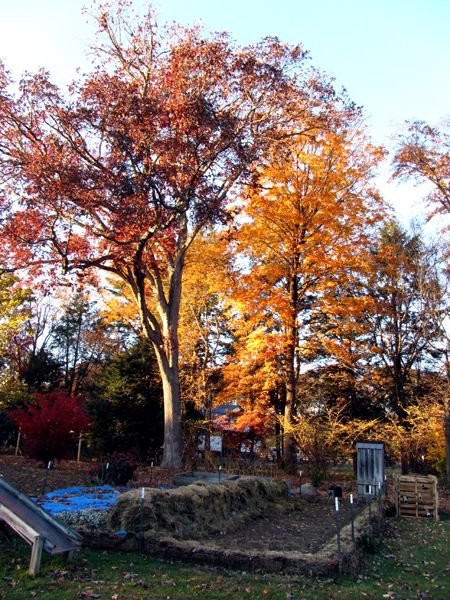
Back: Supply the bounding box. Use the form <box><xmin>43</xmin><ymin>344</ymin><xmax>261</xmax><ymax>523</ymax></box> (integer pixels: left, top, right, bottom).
<box><xmin>10</xmin><ymin>391</ymin><xmax>90</xmax><ymax>463</ymax></box>
<box><xmin>0</xmin><ymin>4</ymin><xmax>329</xmax><ymax>469</ymax></box>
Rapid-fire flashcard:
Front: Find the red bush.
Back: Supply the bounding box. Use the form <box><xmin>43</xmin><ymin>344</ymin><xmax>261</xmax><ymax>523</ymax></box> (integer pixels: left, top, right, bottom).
<box><xmin>10</xmin><ymin>391</ymin><xmax>90</xmax><ymax>463</ymax></box>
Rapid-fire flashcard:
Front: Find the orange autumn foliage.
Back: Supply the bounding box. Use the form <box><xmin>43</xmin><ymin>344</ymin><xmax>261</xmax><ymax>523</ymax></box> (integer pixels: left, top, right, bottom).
<box><xmin>221</xmin><ymin>117</ymin><xmax>387</xmax><ymax>447</ymax></box>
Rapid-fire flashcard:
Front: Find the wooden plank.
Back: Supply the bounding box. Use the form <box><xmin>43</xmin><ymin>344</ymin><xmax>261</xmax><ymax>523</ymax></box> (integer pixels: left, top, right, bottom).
<box><xmin>398</xmin><ymin>474</ymin><xmax>435</xmax><ymax>482</ymax></box>
<box><xmin>404</xmin><ymin>489</ymin><xmax>433</xmax><ymax>497</ymax></box>
<box><xmin>433</xmin><ymin>486</ymin><xmax>439</xmax><ymax>521</ymax></box>
<box><xmin>416</xmin><ymin>495</ymin><xmax>435</xmax><ymax>503</ymax></box>
<box><xmin>398</xmin><ymin>487</ymin><xmax>435</xmax><ymax>495</ymax></box>
<box><xmin>0</xmin><ymin>504</ymin><xmax>40</xmax><ymax>545</ymax></box>
<box><xmin>399</xmin><ymin>483</ymin><xmax>433</xmax><ymax>490</ymax></box>
<box><xmin>29</xmin><ymin>535</ymin><xmax>44</xmax><ymax>576</ymax></box>
<box><xmin>400</xmin><ymin>502</ymin><xmax>434</xmax><ymax>510</ymax></box>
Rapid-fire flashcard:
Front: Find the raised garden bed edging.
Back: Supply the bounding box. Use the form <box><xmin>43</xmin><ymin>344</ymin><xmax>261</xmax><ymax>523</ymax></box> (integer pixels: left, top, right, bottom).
<box><xmin>76</xmin><ymin>474</ymin><xmax>377</xmax><ymax>579</ymax></box>
<box><xmin>79</xmin><ymin>507</ymin><xmax>373</xmax><ymax>577</ymax></box>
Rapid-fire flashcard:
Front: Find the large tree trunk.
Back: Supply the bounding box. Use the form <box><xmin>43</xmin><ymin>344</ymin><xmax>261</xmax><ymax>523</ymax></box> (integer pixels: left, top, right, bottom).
<box><xmin>445</xmin><ymin>415</ymin><xmax>450</xmax><ymax>489</ymax></box>
<box><xmin>141</xmin><ymin>320</ymin><xmax>183</xmax><ymax>469</ymax></box>
<box><xmin>283</xmin><ymin>305</ymin><xmax>298</xmax><ymax>473</ymax></box>
<box><xmin>158</xmin><ymin>359</ymin><xmax>183</xmax><ymax>469</ymax></box>
<box><xmin>149</xmin><ymin>314</ymin><xmax>184</xmax><ymax>469</ymax></box>
<box><xmin>283</xmin><ymin>387</ymin><xmax>296</xmax><ymax>472</ymax></box>
<box><xmin>392</xmin><ymin>357</ymin><xmax>410</xmax><ymax>474</ymax></box>
<box><xmin>139</xmin><ymin>271</ymin><xmax>185</xmax><ymax>469</ymax></box>
<box><xmin>444</xmin><ymin>348</ymin><xmax>450</xmax><ymax>488</ymax></box>
<box><xmin>135</xmin><ymin>225</ymin><xmax>187</xmax><ymax>469</ymax></box>
<box><xmin>150</xmin><ymin>316</ymin><xmax>183</xmax><ymax>468</ymax></box>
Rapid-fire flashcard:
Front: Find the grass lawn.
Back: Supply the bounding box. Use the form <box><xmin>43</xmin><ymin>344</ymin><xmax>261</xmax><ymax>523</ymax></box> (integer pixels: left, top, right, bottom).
<box><xmin>1</xmin><ymin>513</ymin><xmax>449</xmax><ymax>599</ymax></box>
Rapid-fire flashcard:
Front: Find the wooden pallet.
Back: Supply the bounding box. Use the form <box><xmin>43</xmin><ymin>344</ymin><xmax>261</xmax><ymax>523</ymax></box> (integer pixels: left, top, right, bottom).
<box><xmin>394</xmin><ymin>474</ymin><xmax>438</xmax><ymax>521</ymax></box>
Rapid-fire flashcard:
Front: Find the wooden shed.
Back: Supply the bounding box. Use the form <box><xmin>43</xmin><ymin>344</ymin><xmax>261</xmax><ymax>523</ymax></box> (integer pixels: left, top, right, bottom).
<box><xmin>356</xmin><ymin>442</ymin><xmax>385</xmax><ymax>498</ymax></box>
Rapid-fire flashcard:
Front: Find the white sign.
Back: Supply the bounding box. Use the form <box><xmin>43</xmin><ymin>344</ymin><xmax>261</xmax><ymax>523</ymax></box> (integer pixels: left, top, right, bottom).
<box><xmin>198</xmin><ymin>434</ymin><xmax>223</xmax><ymax>453</ymax></box>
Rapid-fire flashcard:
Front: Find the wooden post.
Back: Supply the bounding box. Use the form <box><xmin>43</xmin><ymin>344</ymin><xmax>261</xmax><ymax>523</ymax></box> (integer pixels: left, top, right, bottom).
<box><xmin>334</xmin><ymin>496</ymin><xmax>342</xmax><ymax>574</ymax></box>
<box><xmin>77</xmin><ymin>433</ymin><xmax>83</xmax><ymax>463</ymax></box>
<box><xmin>350</xmin><ymin>493</ymin><xmax>355</xmax><ymax>543</ymax></box>
<box><xmin>29</xmin><ymin>535</ymin><xmax>44</xmax><ymax>576</ymax></box>
<box><xmin>15</xmin><ymin>430</ymin><xmax>21</xmax><ymax>456</ymax></box>
<box><xmin>140</xmin><ymin>487</ymin><xmax>145</xmax><ymax>553</ymax></box>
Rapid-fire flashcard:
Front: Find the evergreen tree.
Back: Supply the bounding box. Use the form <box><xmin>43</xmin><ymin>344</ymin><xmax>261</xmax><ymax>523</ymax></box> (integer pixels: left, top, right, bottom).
<box><xmin>88</xmin><ymin>339</ymin><xmax>163</xmax><ymax>460</ymax></box>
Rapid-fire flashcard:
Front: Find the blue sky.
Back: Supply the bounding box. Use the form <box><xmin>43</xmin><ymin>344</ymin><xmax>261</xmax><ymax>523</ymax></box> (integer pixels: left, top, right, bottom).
<box><xmin>1</xmin><ymin>0</ymin><xmax>449</xmax><ymax>226</ymax></box>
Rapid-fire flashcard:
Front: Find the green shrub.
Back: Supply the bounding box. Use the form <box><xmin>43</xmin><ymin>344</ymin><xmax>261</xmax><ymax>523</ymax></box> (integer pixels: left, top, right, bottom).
<box><xmin>0</xmin><ymin>411</ymin><xmax>17</xmax><ymax>449</ymax></box>
<box><xmin>308</xmin><ymin>465</ymin><xmax>328</xmax><ymax>488</ymax></box>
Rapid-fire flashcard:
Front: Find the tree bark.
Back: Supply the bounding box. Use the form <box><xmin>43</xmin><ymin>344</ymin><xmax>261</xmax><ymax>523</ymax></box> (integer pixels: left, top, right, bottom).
<box><xmin>283</xmin><ymin>276</ymin><xmax>298</xmax><ymax>473</ymax></box>
<box><xmin>283</xmin><ymin>329</ymin><xmax>297</xmax><ymax>471</ymax></box>
<box><xmin>445</xmin><ymin>415</ymin><xmax>450</xmax><ymax>488</ymax></box>
<box><xmin>134</xmin><ymin>268</ymin><xmax>185</xmax><ymax>468</ymax></box>
<box><xmin>444</xmin><ymin>346</ymin><xmax>450</xmax><ymax>488</ymax></box>
<box><xmin>157</xmin><ymin>356</ymin><xmax>183</xmax><ymax>469</ymax></box>
<box><xmin>145</xmin><ymin>313</ymin><xmax>184</xmax><ymax>469</ymax></box>
<box><xmin>283</xmin><ymin>394</ymin><xmax>296</xmax><ymax>472</ymax></box>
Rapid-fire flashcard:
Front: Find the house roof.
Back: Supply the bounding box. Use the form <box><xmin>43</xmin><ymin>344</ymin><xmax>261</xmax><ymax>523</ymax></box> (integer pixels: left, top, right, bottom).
<box><xmin>211</xmin><ymin>403</ymin><xmax>241</xmax><ymax>418</ymax></box>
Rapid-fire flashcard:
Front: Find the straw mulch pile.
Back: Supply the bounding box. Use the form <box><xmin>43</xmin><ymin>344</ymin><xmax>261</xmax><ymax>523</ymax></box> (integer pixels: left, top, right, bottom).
<box><xmin>108</xmin><ymin>477</ymin><xmax>290</xmax><ymax>539</ymax></box>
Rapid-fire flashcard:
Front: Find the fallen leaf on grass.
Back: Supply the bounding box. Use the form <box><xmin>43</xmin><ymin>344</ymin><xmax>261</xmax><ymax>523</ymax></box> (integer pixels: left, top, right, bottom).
<box><xmin>78</xmin><ymin>589</ymin><xmax>100</xmax><ymax>599</ymax></box>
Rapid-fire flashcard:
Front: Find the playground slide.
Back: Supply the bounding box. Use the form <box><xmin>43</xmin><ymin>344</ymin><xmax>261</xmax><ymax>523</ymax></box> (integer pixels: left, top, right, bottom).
<box><xmin>0</xmin><ymin>474</ymin><xmax>81</xmax><ymax>560</ymax></box>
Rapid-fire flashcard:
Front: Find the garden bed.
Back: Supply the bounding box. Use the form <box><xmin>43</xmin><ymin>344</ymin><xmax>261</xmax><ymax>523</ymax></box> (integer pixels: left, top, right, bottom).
<box><xmin>0</xmin><ymin>455</ymin><xmax>375</xmax><ymax>576</ymax></box>
<box><xmin>83</xmin><ymin>478</ymin><xmax>371</xmax><ymax>576</ymax></box>
<box><xmin>80</xmin><ymin>497</ymin><xmax>372</xmax><ymax>576</ymax></box>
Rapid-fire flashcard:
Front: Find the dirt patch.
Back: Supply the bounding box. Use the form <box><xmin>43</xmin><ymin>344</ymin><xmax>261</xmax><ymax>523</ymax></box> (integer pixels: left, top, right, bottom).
<box><xmin>0</xmin><ymin>455</ymin><xmax>175</xmax><ymax>495</ymax></box>
<box><xmin>203</xmin><ymin>496</ymin><xmax>359</xmax><ymax>554</ymax></box>
<box><xmin>0</xmin><ymin>455</ymin><xmax>91</xmax><ymax>495</ymax></box>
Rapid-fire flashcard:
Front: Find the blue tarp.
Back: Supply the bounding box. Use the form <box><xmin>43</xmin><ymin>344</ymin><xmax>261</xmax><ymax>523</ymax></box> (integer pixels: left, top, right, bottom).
<box><xmin>34</xmin><ymin>485</ymin><xmax>124</xmax><ymax>514</ymax></box>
